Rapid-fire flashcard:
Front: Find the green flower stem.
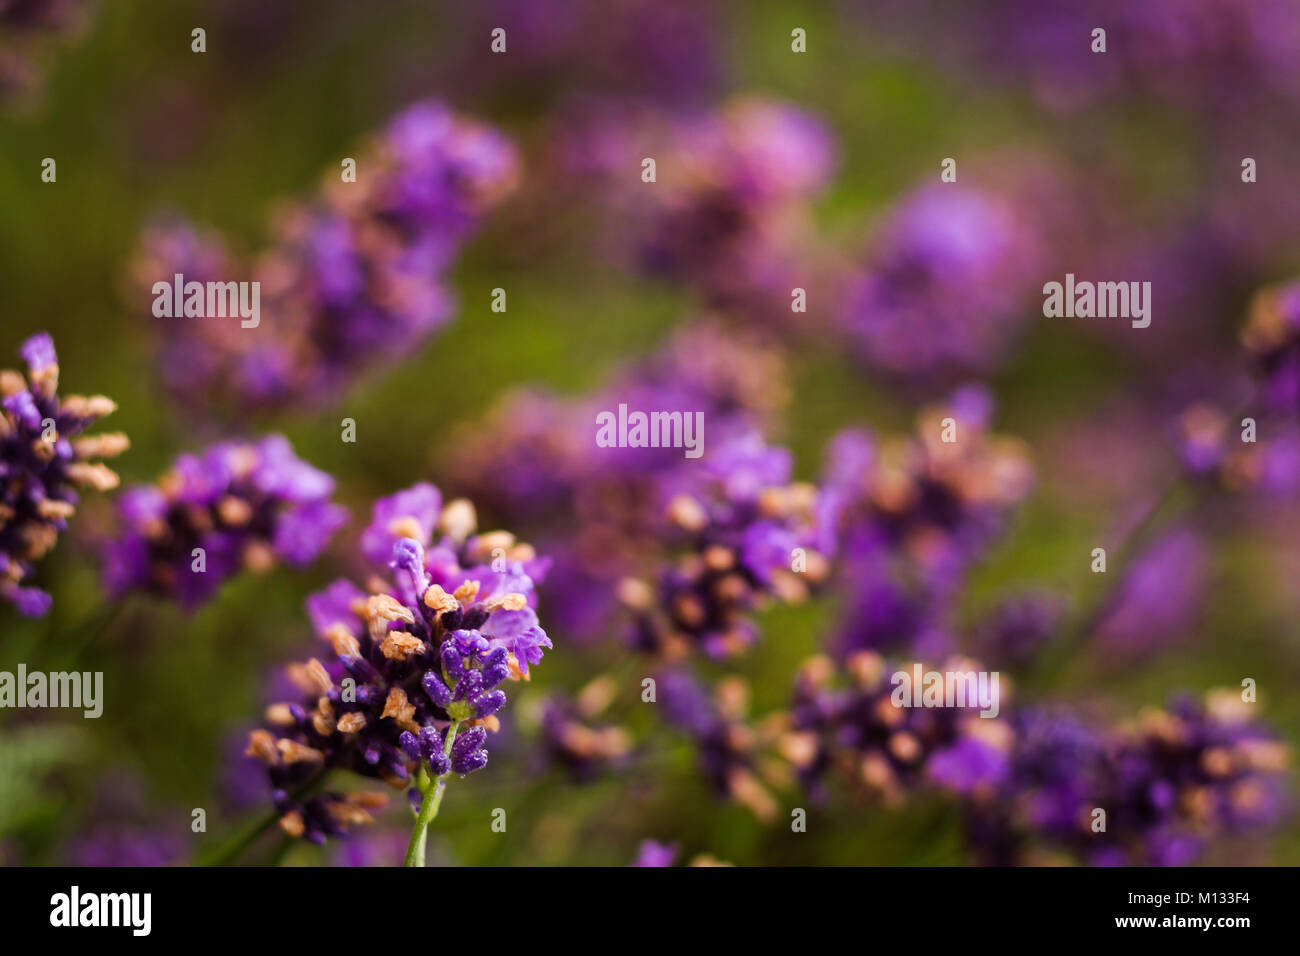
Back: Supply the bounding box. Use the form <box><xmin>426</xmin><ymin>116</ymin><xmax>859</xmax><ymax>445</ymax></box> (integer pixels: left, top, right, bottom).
<box><xmin>1026</xmin><ymin>395</ymin><xmax>1257</xmax><ymax>689</ymax></box>
<box><xmin>403</xmin><ymin>721</ymin><xmax>460</xmax><ymax>867</ymax></box>
<box><xmin>1027</xmin><ymin>473</ymin><xmax>1207</xmax><ymax>687</ymax></box>
<box><xmin>195</xmin><ymin>766</ymin><xmax>329</xmax><ymax>866</ymax></box>
<box><xmin>198</xmin><ymin>808</ymin><xmax>279</xmax><ymax>868</ymax></box>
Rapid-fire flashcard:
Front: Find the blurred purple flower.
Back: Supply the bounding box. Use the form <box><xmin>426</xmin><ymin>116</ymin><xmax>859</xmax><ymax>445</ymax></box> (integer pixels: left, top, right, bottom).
<box><xmin>823</xmin><ymin>387</ymin><xmax>1034</xmax><ymax>656</ymax></box>
<box><xmin>630</xmin><ymin>839</ymin><xmax>678</xmax><ymax>867</ymax></box>
<box><xmin>961</xmin><ymin>692</ymin><xmax>1290</xmax><ymax>865</ymax></box>
<box><xmin>101</xmin><ymin>435</ymin><xmax>344</xmax><ymax>610</ymax></box>
<box><xmin>537</xmin><ymin>687</ymin><xmax>632</xmax><ymax>782</ymax></box>
<box><xmin>1244</xmin><ymin>281</ymin><xmax>1300</xmax><ymax>417</ymax></box>
<box><xmin>445</xmin><ymin>322</ymin><xmax>791</xmax><ymax>641</ymax></box>
<box><xmin>659</xmin><ymin>668</ymin><xmax>779</xmax><ymax>821</ymax></box>
<box><xmin>841</xmin><ymin>184</ymin><xmax>1043</xmax><ymax>381</ymax></box>
<box><xmin>974</xmin><ymin>591</ymin><xmax>1067</xmax><ymax>668</ymax></box>
<box><xmin>786</xmin><ymin>652</ymin><xmax>1010</xmax><ymax>806</ymax></box>
<box><xmin>624</xmin><ymin>432</ymin><xmax>828</xmax><ymax>659</ymax></box>
<box><xmin>555</xmin><ymin>98</ymin><xmax>836</xmax><ymax>328</ymax></box>
<box><xmin>863</xmin><ymin>0</ymin><xmax>1300</xmax><ymax>112</ymax></box>
<box><xmin>131</xmin><ymin>100</ymin><xmax>517</xmax><ymax>417</ymax></box>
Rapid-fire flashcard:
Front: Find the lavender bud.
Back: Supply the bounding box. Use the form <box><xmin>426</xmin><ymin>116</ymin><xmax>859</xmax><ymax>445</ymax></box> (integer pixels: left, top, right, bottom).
<box><xmin>451</xmin><ymin>749</ymin><xmax>489</xmax><ymax>777</ymax></box>
<box><xmin>471</xmin><ymin>689</ymin><xmax>507</xmax><ymax>718</ymax></box>
<box><xmin>422</xmin><ymin>669</ymin><xmax>453</xmax><ymax>708</ymax></box>
<box><xmin>440</xmin><ymin>641</ymin><xmax>465</xmax><ymax>683</ymax></box>
<box><xmin>452</xmin><ymin>726</ymin><xmax>487</xmax><ymax>760</ymax></box>
<box><xmin>453</xmin><ymin>670</ymin><xmax>484</xmax><ymax>702</ymax></box>
<box><xmin>418</xmin><ymin>725</ymin><xmax>444</xmax><ymax>763</ymax></box>
<box><xmin>398</xmin><ymin>731</ymin><xmax>422</xmax><ymax>761</ymax></box>
<box><xmin>450</xmin><ymin>628</ymin><xmax>489</xmax><ymax>654</ymax></box>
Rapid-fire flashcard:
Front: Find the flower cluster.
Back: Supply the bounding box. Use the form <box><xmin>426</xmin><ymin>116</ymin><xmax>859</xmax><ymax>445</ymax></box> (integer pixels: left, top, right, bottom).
<box><xmin>1</xmin><ymin>333</ymin><xmax>125</xmax><ymax>616</ymax></box>
<box><xmin>962</xmin><ymin>692</ymin><xmax>1290</xmax><ymax>865</ymax></box>
<box><xmin>448</xmin><ymin>321</ymin><xmax>788</xmax><ymax>515</ymax></box>
<box><xmin>1174</xmin><ymin>402</ymin><xmax>1300</xmax><ymax>497</ymax></box>
<box><xmin>822</xmin><ymin>386</ymin><xmax>1034</xmax><ymax>657</ymax></box>
<box><xmin>658</xmin><ymin>668</ymin><xmax>782</xmax><ymax>821</ymax></box>
<box><xmin>1243</xmin><ymin>281</ymin><xmax>1300</xmax><ymax>417</ymax></box>
<box><xmin>841</xmin><ymin>184</ymin><xmax>1044</xmax><ymax>381</ymax></box>
<box><xmin>132</xmin><ymin>100</ymin><xmax>517</xmax><ymax>415</ymax></box>
<box><xmin>446</xmin><ymin>321</ymin><xmax>790</xmax><ymax>640</ymax></box>
<box><xmin>535</xmin><ymin>687</ymin><xmax>633</xmax><ymax>782</ymax></box>
<box><xmin>245</xmin><ymin>483</ymin><xmax>551</xmax><ymax>844</ymax></box>
<box><xmin>622</xmin><ymin>433</ymin><xmax>828</xmax><ymax>659</ymax></box>
<box><xmin>102</xmin><ymin>435</ymin><xmax>344</xmax><ymax>610</ymax></box>
<box><xmin>554</xmin><ymin>98</ymin><xmax>835</xmax><ymax>327</ymax></box>
<box><xmin>635</xmin><ymin>98</ymin><xmax>835</xmax><ymax>322</ymax></box>
<box><xmin>784</xmin><ymin>653</ymin><xmax>1011</xmax><ymax>806</ymax></box>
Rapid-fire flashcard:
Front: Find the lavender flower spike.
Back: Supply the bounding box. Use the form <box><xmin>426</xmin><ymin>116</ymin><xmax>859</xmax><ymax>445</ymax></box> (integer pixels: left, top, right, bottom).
<box><xmin>244</xmin><ymin>483</ymin><xmax>552</xmax><ymax>862</ymax></box>
<box><xmin>133</xmin><ymin>100</ymin><xmax>518</xmax><ymax>417</ymax></box>
<box><xmin>102</xmin><ymin>435</ymin><xmax>344</xmax><ymax>610</ymax></box>
<box><xmin>623</xmin><ymin>432</ymin><xmax>829</xmax><ymax>660</ymax></box>
<box><xmin>1</xmin><ymin>333</ymin><xmax>126</xmax><ymax>616</ymax></box>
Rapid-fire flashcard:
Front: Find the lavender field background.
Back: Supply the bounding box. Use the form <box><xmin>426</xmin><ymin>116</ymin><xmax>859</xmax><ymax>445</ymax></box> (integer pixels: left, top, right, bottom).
<box><xmin>1</xmin><ymin>0</ymin><xmax>1298</xmax><ymax>866</ymax></box>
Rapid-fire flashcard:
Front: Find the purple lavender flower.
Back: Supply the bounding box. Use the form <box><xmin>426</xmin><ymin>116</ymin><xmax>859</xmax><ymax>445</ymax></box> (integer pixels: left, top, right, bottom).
<box><xmin>630</xmin><ymin>839</ymin><xmax>678</xmax><ymax>867</ymax></box>
<box><xmin>823</xmin><ymin>387</ymin><xmax>1034</xmax><ymax>656</ymax></box>
<box><xmin>658</xmin><ymin>668</ymin><xmax>779</xmax><ymax>821</ymax></box>
<box><xmin>1244</xmin><ymin>281</ymin><xmax>1300</xmax><ymax>416</ymax></box>
<box><xmin>1104</xmin><ymin>692</ymin><xmax>1290</xmax><ymax>863</ymax></box>
<box><xmin>785</xmin><ymin>652</ymin><xmax>1010</xmax><ymax>806</ymax></box>
<box><xmin>1</xmin><ymin>333</ymin><xmax>126</xmax><ymax>616</ymax></box>
<box><xmin>217</xmin><ymin>727</ymin><xmax>270</xmax><ymax>817</ymax></box>
<box><xmin>841</xmin><ymin>184</ymin><xmax>1043</xmax><ymax>381</ymax></box>
<box><xmin>245</xmin><ymin>484</ymin><xmax>552</xmax><ymax>845</ymax></box>
<box><xmin>555</xmin><ymin>98</ymin><xmax>835</xmax><ymax>327</ymax></box>
<box><xmin>956</xmin><ymin>707</ymin><xmax>1105</xmax><ymax>865</ymax></box>
<box><xmin>1175</xmin><ymin>402</ymin><xmax>1300</xmax><ymax>496</ymax></box>
<box><xmin>1175</xmin><ymin>403</ymin><xmax>1235</xmax><ymax>479</ymax></box>
<box><xmin>445</xmin><ymin>322</ymin><xmax>791</xmax><ymax>641</ymax></box>
<box><xmin>537</xmin><ymin>688</ymin><xmax>632</xmax><ymax>782</ymax></box>
<box><xmin>961</xmin><ymin>692</ymin><xmax>1290</xmax><ymax>865</ymax></box>
<box><xmin>361</xmin><ymin>481</ymin><xmax>442</xmax><ymax>566</ymax></box>
<box><xmin>449</xmin><ymin>322</ymin><xmax>789</xmax><ymax>514</ymax></box>
<box><xmin>101</xmin><ymin>435</ymin><xmax>344</xmax><ymax>610</ymax></box>
<box><xmin>132</xmin><ymin>101</ymin><xmax>517</xmax><ymax>416</ymax></box>
<box><xmin>623</xmin><ymin>433</ymin><xmax>828</xmax><ymax>659</ymax></box>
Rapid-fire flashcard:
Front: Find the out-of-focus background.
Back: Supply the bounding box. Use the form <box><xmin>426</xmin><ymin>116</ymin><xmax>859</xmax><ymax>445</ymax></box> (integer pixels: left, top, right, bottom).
<box><xmin>1</xmin><ymin>0</ymin><xmax>1298</xmax><ymax>866</ymax></box>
